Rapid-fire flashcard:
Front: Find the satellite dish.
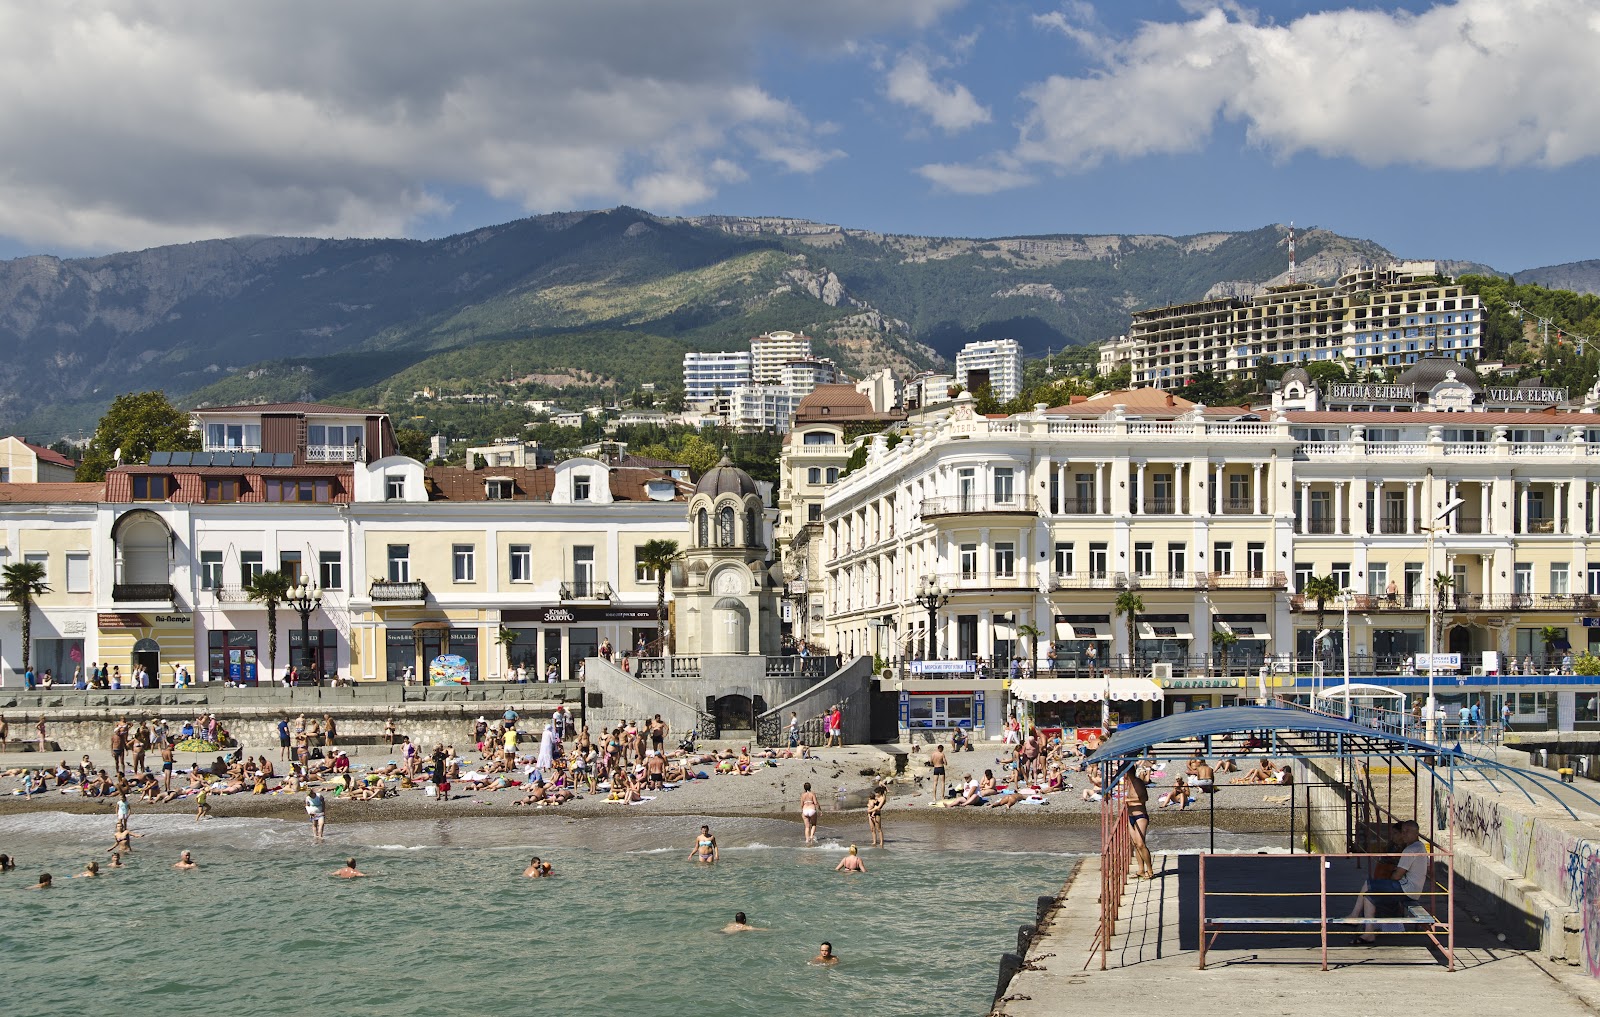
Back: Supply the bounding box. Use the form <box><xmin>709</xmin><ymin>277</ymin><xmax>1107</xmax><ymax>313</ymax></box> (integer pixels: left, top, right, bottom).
<box><xmin>112</xmin><ymin>447</ymin><xmax>122</xmax><ymax>462</ymax></box>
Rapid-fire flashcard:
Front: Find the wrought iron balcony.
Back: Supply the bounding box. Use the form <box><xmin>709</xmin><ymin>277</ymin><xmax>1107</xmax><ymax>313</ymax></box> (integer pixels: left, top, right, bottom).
<box><xmin>112</xmin><ymin>583</ymin><xmax>175</xmax><ymax>603</ymax></box>
<box><xmin>369</xmin><ymin>579</ymin><xmax>428</xmax><ymax>603</ymax></box>
<box><xmin>559</xmin><ymin>580</ymin><xmax>613</xmax><ymax>601</ymax></box>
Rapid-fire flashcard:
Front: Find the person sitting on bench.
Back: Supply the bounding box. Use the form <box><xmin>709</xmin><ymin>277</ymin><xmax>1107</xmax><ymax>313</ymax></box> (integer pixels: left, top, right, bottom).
<box><xmin>1345</xmin><ymin>819</ymin><xmax>1429</xmax><ymax>943</ymax></box>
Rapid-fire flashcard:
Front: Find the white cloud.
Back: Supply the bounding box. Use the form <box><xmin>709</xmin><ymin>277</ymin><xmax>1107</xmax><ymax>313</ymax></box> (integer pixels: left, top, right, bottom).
<box><xmin>0</xmin><ymin>0</ymin><xmax>959</xmax><ymax>250</ymax></box>
<box><xmin>1015</xmin><ymin>0</ymin><xmax>1600</xmax><ymax>173</ymax></box>
<box><xmin>885</xmin><ymin>54</ymin><xmax>992</xmax><ymax>133</ymax></box>
<box><xmin>917</xmin><ymin>160</ymin><xmax>1034</xmax><ymax>194</ymax></box>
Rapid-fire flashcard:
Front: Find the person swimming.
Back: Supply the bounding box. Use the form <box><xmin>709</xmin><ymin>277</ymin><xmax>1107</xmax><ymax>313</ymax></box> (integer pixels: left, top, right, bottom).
<box><xmin>834</xmin><ymin>845</ymin><xmax>867</xmax><ymax>873</ymax></box>
<box><xmin>523</xmin><ymin>856</ymin><xmax>552</xmax><ymax>878</ymax></box>
<box><xmin>173</xmin><ymin>851</ymin><xmax>197</xmax><ymax>870</ymax></box>
<box><xmin>811</xmin><ymin>941</ymin><xmax>838</xmax><ymax>965</ymax></box>
<box><xmin>722</xmin><ymin>912</ymin><xmax>766</xmax><ymax>933</ymax></box>
<box><xmin>688</xmin><ymin>825</ymin><xmax>719</xmax><ymax>863</ymax></box>
<box><xmin>333</xmin><ymin>858</ymin><xmax>366</xmax><ymax>878</ymax></box>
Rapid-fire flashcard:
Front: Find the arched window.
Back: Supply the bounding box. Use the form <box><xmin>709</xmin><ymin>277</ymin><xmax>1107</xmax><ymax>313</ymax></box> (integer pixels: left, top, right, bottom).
<box><xmin>745</xmin><ymin>506</ymin><xmax>761</xmax><ymax>548</ymax></box>
<box><xmin>718</xmin><ymin>505</ymin><xmax>736</xmax><ymax>547</ymax></box>
<box><xmin>697</xmin><ymin>508</ymin><xmax>709</xmax><ymax>547</ymax></box>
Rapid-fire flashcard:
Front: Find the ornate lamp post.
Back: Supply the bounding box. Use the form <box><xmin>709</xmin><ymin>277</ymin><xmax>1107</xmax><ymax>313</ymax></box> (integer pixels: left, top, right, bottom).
<box><xmin>286</xmin><ymin>577</ymin><xmax>323</xmax><ymax>682</ymax></box>
<box><xmin>916</xmin><ymin>575</ymin><xmax>950</xmax><ymax>659</ymax></box>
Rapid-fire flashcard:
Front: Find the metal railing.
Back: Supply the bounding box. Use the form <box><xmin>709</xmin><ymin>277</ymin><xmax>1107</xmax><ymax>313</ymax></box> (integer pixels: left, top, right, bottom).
<box><xmin>1051</xmin><ymin>571</ymin><xmax>1125</xmax><ymax>590</ymax></box>
<box><xmin>306</xmin><ymin>443</ymin><xmax>360</xmax><ymax>462</ymax></box>
<box><xmin>559</xmin><ymin>580</ymin><xmax>613</xmax><ymax>600</ymax></box>
<box><xmin>1057</xmin><ymin>497</ymin><xmax>1102</xmax><ymax>514</ymax></box>
<box><xmin>111</xmin><ymin>583</ymin><xmax>175</xmax><ymax>603</ymax></box>
<box><xmin>936</xmin><ymin>570</ymin><xmax>1035</xmax><ymax>590</ymax></box>
<box><xmin>919</xmin><ymin>495</ymin><xmax>1040</xmax><ymax>517</ymax></box>
<box><xmin>1094</xmin><ymin>800</ymin><xmax>1133</xmax><ymax>970</ymax></box>
<box><xmin>1127</xmin><ymin>571</ymin><xmax>1207</xmax><ymax>589</ymax></box>
<box><xmin>368</xmin><ymin>580</ymin><xmax>428</xmax><ymax>602</ymax></box>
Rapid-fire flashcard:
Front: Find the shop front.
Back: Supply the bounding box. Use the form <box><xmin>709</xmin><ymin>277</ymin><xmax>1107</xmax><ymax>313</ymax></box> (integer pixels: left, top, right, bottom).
<box><xmin>1008</xmin><ymin>676</ymin><xmax>1165</xmax><ymax>735</ymax></box>
<box><xmin>890</xmin><ymin>678</ymin><xmax>1002</xmax><ymax>741</ymax></box>
<box><xmin>33</xmin><ymin>613</ymin><xmax>90</xmax><ymax>684</ymax></box>
<box><xmin>1051</xmin><ymin>616</ymin><xmax>1111</xmax><ymax>673</ymax></box>
<box><xmin>503</xmin><ymin>605</ymin><xmax>658</xmax><ymax>679</ymax></box>
<box><xmin>97</xmin><ymin>611</ymin><xmax>196</xmax><ymax>684</ymax></box>
<box><xmin>1162</xmin><ymin>677</ymin><xmax>1242</xmax><ymax>712</ymax></box>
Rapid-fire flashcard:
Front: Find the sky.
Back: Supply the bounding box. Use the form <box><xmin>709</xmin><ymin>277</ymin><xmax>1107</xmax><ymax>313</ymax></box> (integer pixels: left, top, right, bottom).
<box><xmin>0</xmin><ymin>0</ymin><xmax>1597</xmax><ymax>271</ymax></box>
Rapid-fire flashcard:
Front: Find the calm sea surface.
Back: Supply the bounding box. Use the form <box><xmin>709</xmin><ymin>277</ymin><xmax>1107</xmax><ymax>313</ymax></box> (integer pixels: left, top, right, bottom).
<box><xmin>0</xmin><ymin>811</ymin><xmax>1265</xmax><ymax>1017</ymax></box>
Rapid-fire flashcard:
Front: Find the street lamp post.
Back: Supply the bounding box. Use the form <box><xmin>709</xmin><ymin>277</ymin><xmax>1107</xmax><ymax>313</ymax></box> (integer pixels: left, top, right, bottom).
<box><xmin>916</xmin><ymin>576</ymin><xmax>950</xmax><ymax>660</ymax></box>
<box><xmin>285</xmin><ymin>577</ymin><xmax>323</xmax><ymax>683</ymax></box>
<box><xmin>1423</xmin><ymin>497</ymin><xmax>1465</xmax><ymax>742</ymax></box>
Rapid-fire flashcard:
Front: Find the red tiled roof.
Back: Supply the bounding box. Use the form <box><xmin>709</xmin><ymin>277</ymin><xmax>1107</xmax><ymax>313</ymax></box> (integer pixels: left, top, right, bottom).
<box><xmin>15</xmin><ymin>440</ymin><xmax>77</xmax><ymax>468</ymax></box>
<box><xmin>105</xmin><ymin>464</ymin><xmax>353</xmax><ymax>504</ymax></box>
<box><xmin>0</xmin><ymin>482</ymin><xmax>101</xmax><ymax>503</ymax></box>
<box><xmin>1045</xmin><ymin>388</ymin><xmax>1251</xmax><ymax>418</ymax></box>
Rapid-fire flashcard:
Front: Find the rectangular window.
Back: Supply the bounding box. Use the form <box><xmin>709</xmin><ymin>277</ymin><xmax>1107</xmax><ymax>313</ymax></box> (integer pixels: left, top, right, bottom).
<box><xmin>1589</xmin><ymin>566</ymin><xmax>1600</xmax><ymax>597</ymax></box>
<box><xmin>509</xmin><ymin>544</ymin><xmax>532</xmax><ymax>583</ymax></box>
<box><xmin>1331</xmin><ymin>562</ymin><xmax>1351</xmax><ymax>589</ymax></box>
<box><xmin>959</xmin><ymin>543</ymin><xmax>978</xmax><ymax>578</ymax></box>
<box><xmin>65</xmin><ymin>552</ymin><xmax>90</xmax><ymax>594</ymax></box>
<box><xmin>1213</xmin><ymin>542</ymin><xmax>1232</xmax><ymax>574</ymax></box>
<box><xmin>1167</xmin><ymin>542</ymin><xmax>1187</xmax><ymax>576</ymax></box>
<box><xmin>385</xmin><ymin>476</ymin><xmax>406</xmax><ymax>501</ymax></box>
<box><xmin>993</xmin><ymin>468</ymin><xmax>1015</xmax><ymax>504</ymax></box>
<box><xmin>1369</xmin><ymin>562</ymin><xmax>1389</xmax><ymax>597</ymax></box>
<box><xmin>1133</xmin><ymin>542</ymin><xmax>1153</xmax><ymax>576</ymax></box>
<box><xmin>1551</xmin><ymin>563</ymin><xmax>1570</xmax><ymax>595</ymax></box>
<box><xmin>279</xmin><ymin>550</ymin><xmax>302</xmax><ymax>582</ymax></box>
<box><xmin>205</xmin><ymin>478</ymin><xmax>239</xmax><ymax>502</ymax></box>
<box><xmin>807</xmin><ymin>503</ymin><xmax>821</xmax><ymax>522</ymax></box>
<box><xmin>387</xmin><ymin>545</ymin><xmax>410</xmax><ymax>583</ymax></box>
<box><xmin>1514</xmin><ymin>563</ymin><xmax>1533</xmax><ymax>595</ymax></box>
<box><xmin>1293</xmin><ymin>562</ymin><xmax>1314</xmax><ymax>593</ymax></box>
<box><xmin>453</xmin><ymin>544</ymin><xmax>475</xmax><ymax>583</ymax></box>
<box><xmin>1053</xmin><ymin>542</ymin><xmax>1073</xmax><ymax>576</ymax></box>
<box><xmin>807</xmin><ymin>467</ymin><xmax>821</xmax><ymax>484</ymax></box>
<box><xmin>573</xmin><ymin>474</ymin><xmax>592</xmax><ymax>501</ymax></box>
<box><xmin>573</xmin><ymin>546</ymin><xmax>595</xmax><ymax>592</ymax></box>
<box><xmin>635</xmin><ymin>548</ymin><xmax>658</xmax><ymax>584</ymax></box>
<box><xmin>486</xmin><ymin>479</ymin><xmax>512</xmax><ymax>500</ymax></box>
<box><xmin>240</xmin><ymin>550</ymin><xmax>264</xmax><ymax>585</ymax></box>
<box><xmin>825</xmin><ymin>467</ymin><xmax>839</xmax><ymax>484</ymax></box>
<box><xmin>199</xmin><ymin>551</ymin><xmax>224</xmax><ymax>590</ymax></box>
<box><xmin>23</xmin><ymin>551</ymin><xmax>47</xmax><ymax>583</ymax></box>
<box><xmin>132</xmin><ymin>475</ymin><xmax>169</xmax><ymax>500</ymax></box>
<box><xmin>318</xmin><ymin>551</ymin><xmax>342</xmax><ymax>591</ymax></box>
<box><xmin>265</xmin><ymin>479</ymin><xmax>331</xmax><ymax>502</ymax></box>
<box><xmin>206</xmin><ymin>423</ymin><xmax>262</xmax><ymax>449</ymax></box>
<box><xmin>0</xmin><ymin>467</ymin><xmax>10</xmax><ymax>482</ymax></box>
<box><xmin>1089</xmin><ymin>542</ymin><xmax>1109</xmax><ymax>578</ymax></box>
<box><xmin>1247</xmin><ymin>542</ymin><xmax>1265</xmax><ymax>576</ymax></box>
<box><xmin>1404</xmin><ymin>563</ymin><xmax>1424</xmax><ymax>598</ymax></box>
<box><xmin>993</xmin><ymin>542</ymin><xmax>1015</xmax><ymax>578</ymax></box>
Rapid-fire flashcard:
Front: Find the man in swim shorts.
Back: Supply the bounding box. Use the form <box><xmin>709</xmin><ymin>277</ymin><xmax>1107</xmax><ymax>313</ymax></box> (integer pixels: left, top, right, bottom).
<box><xmin>929</xmin><ymin>744</ymin><xmax>948</xmax><ymax>801</ymax></box>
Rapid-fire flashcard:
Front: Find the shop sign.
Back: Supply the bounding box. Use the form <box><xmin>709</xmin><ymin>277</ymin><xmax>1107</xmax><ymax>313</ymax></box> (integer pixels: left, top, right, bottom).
<box><xmin>909</xmin><ymin>659</ymin><xmax>978</xmax><ymax>675</ymax></box>
<box><xmin>536</xmin><ymin>606</ymin><xmax>656</xmax><ymax>624</ymax></box>
<box><xmin>98</xmin><ymin>613</ymin><xmax>145</xmax><ymax>629</ymax></box>
<box><xmin>153</xmin><ymin>614</ymin><xmax>192</xmax><ymax>625</ymax></box>
<box><xmin>1488</xmin><ymin>386</ymin><xmax>1566</xmax><ymax>404</ymax></box>
<box><xmin>1329</xmin><ymin>383</ymin><xmax>1413</xmax><ymax>402</ymax></box>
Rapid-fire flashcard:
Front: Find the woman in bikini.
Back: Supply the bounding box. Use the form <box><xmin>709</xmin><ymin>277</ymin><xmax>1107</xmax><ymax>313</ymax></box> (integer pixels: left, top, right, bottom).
<box><xmin>688</xmin><ymin>825</ymin><xmax>719</xmax><ymax>863</ymax></box>
<box><xmin>866</xmin><ymin>785</ymin><xmax>886</xmax><ymax>847</ymax></box>
<box><xmin>799</xmin><ymin>783</ymin><xmax>820</xmax><ymax>845</ymax></box>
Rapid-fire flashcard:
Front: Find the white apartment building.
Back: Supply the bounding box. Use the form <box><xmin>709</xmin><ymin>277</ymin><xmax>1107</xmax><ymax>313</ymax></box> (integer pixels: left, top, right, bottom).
<box><xmin>955</xmin><ymin>338</ymin><xmax>1025</xmax><ymax>403</ymax></box>
<box><xmin>729</xmin><ymin>384</ymin><xmax>803</xmax><ymax>433</ymax></box>
<box><xmin>750</xmin><ymin>330</ymin><xmax>812</xmax><ymax>385</ymax></box>
<box><xmin>683</xmin><ymin>351</ymin><xmax>753</xmax><ymax>402</ymax></box>
<box><xmin>1116</xmin><ymin>263</ymin><xmax>1483</xmax><ymax>389</ymax></box>
<box><xmin>779</xmin><ymin>358</ymin><xmax>841</xmax><ymax>399</ymax></box>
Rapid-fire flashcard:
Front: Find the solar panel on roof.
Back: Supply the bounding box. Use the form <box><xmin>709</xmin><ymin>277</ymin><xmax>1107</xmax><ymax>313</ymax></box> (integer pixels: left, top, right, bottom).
<box><xmin>148</xmin><ymin>452</ymin><xmax>170</xmax><ymax>466</ymax></box>
<box><xmin>170</xmin><ymin>451</ymin><xmax>193</xmax><ymax>466</ymax></box>
<box><xmin>274</xmin><ymin>453</ymin><xmax>295</xmax><ymax>467</ymax></box>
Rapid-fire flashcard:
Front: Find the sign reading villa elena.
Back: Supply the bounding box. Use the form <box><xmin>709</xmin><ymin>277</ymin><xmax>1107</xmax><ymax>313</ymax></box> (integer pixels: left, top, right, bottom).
<box><xmin>1328</xmin><ymin>383</ymin><xmax>1414</xmax><ymax>402</ymax></box>
<box><xmin>1487</xmin><ymin>386</ymin><xmax>1566</xmax><ymax>404</ymax></box>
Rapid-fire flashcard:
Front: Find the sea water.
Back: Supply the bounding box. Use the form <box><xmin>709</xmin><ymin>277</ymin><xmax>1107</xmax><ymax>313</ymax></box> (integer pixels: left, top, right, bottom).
<box><xmin>0</xmin><ymin>811</ymin><xmax>1273</xmax><ymax>1016</ymax></box>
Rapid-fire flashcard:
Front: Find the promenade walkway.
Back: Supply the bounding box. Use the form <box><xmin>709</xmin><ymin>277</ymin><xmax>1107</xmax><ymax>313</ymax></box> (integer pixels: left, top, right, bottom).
<box><xmin>996</xmin><ymin>852</ymin><xmax>1600</xmax><ymax>1016</ymax></box>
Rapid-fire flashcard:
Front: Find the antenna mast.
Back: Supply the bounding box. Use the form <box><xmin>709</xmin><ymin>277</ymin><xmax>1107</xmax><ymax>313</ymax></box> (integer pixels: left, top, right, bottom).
<box><xmin>1287</xmin><ymin>221</ymin><xmax>1297</xmax><ymax>285</ymax></box>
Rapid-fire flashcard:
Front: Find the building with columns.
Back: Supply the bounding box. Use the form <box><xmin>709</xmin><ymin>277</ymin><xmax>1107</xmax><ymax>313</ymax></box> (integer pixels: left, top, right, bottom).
<box><xmin>812</xmin><ymin>375</ymin><xmax>1600</xmax><ymax>732</ymax></box>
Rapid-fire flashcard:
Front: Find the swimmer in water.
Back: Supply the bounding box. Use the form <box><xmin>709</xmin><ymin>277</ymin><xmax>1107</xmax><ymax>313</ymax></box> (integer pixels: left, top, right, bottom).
<box><xmin>523</xmin><ymin>856</ymin><xmax>552</xmax><ymax>878</ymax></box>
<box><xmin>32</xmin><ymin>873</ymin><xmax>52</xmax><ymax>889</ymax></box>
<box><xmin>834</xmin><ymin>845</ymin><xmax>867</xmax><ymax>873</ymax></box>
<box><xmin>722</xmin><ymin>912</ymin><xmax>766</xmax><ymax>933</ymax></box>
<box><xmin>174</xmin><ymin>850</ymin><xmax>197</xmax><ymax>870</ymax></box>
<box><xmin>688</xmin><ymin>825</ymin><xmax>719</xmax><ymax>863</ymax></box>
<box><xmin>332</xmin><ymin>858</ymin><xmax>366</xmax><ymax>879</ymax></box>
<box><xmin>811</xmin><ymin>941</ymin><xmax>838</xmax><ymax>966</ymax></box>
<box><xmin>0</xmin><ymin>853</ymin><xmax>15</xmax><ymax>871</ymax></box>
<box><xmin>108</xmin><ymin>853</ymin><xmax>123</xmax><ymax>869</ymax></box>
<box><xmin>75</xmin><ymin>861</ymin><xmax>100</xmax><ymax>879</ymax></box>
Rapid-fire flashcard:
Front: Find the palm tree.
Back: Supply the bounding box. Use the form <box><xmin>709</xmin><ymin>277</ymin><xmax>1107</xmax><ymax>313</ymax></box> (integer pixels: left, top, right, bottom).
<box><xmin>1113</xmin><ymin>591</ymin><xmax>1144</xmax><ymax>668</ymax></box>
<box><xmin>635</xmin><ymin>538</ymin><xmax>683</xmax><ymax>652</ymax></box>
<box><xmin>2</xmin><ymin>561</ymin><xmax>50</xmax><ymax>675</ymax></box>
<box><xmin>1301</xmin><ymin>574</ymin><xmax>1341</xmax><ymax>663</ymax></box>
<box><xmin>1212</xmin><ymin>628</ymin><xmax>1239</xmax><ymax>676</ymax></box>
<box><xmin>1432</xmin><ymin>571</ymin><xmax>1456</xmax><ymax>653</ymax></box>
<box><xmin>1539</xmin><ymin>625</ymin><xmax>1565</xmax><ymax>668</ymax></box>
<box><xmin>246</xmin><ymin>570</ymin><xmax>292</xmax><ymax>676</ymax></box>
<box><xmin>495</xmin><ymin>625</ymin><xmax>519</xmax><ymax>678</ymax></box>
<box><xmin>1016</xmin><ymin>622</ymin><xmax>1042</xmax><ymax>672</ymax></box>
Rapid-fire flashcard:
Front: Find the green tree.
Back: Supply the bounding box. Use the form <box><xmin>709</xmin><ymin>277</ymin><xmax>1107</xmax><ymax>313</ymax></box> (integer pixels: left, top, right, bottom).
<box><xmin>635</xmin><ymin>538</ymin><xmax>683</xmax><ymax>651</ymax></box>
<box><xmin>676</xmin><ymin>435</ymin><xmax>722</xmax><ymax>475</ymax></box>
<box><xmin>1016</xmin><ymin>622</ymin><xmax>1042</xmax><ymax>670</ymax></box>
<box><xmin>1212</xmin><ymin>628</ymin><xmax>1240</xmax><ymax>676</ymax></box>
<box><xmin>1539</xmin><ymin>625</ymin><xmax>1565</xmax><ymax>667</ymax></box>
<box><xmin>495</xmin><ymin>625</ymin><xmax>519</xmax><ymax>677</ymax></box>
<box><xmin>394</xmin><ymin>427</ymin><xmax>432</xmax><ymax>461</ymax></box>
<box><xmin>1113</xmin><ymin>590</ymin><xmax>1144</xmax><ymax>665</ymax></box>
<box><xmin>76</xmin><ymin>391</ymin><xmax>200</xmax><ymax>482</ymax></box>
<box><xmin>247</xmin><ymin>570</ymin><xmax>293</xmax><ymax>676</ymax></box>
<box><xmin>1</xmin><ymin>561</ymin><xmax>50</xmax><ymax>674</ymax></box>
<box><xmin>1302</xmin><ymin>575</ymin><xmax>1342</xmax><ymax>658</ymax></box>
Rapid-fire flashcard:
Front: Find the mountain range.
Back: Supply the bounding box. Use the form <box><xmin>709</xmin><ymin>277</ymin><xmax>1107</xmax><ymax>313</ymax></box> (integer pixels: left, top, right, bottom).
<box><xmin>0</xmin><ymin>206</ymin><xmax>1582</xmax><ymax>438</ymax></box>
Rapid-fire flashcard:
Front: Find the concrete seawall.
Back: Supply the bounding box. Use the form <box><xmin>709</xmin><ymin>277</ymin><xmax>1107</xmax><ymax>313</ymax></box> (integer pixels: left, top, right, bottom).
<box><xmin>0</xmin><ymin>684</ymin><xmax>580</xmax><ymax>755</ymax></box>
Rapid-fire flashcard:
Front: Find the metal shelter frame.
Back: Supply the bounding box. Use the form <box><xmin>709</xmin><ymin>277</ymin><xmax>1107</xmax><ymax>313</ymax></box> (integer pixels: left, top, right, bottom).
<box><xmin>1080</xmin><ymin>703</ymin><xmax>1600</xmax><ymax>972</ymax></box>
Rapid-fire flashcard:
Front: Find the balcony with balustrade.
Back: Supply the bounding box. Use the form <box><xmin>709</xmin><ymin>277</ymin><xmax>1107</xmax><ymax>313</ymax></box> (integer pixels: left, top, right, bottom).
<box><xmin>919</xmin><ymin>495</ymin><xmax>1039</xmax><ymax>521</ymax></box>
<box><xmin>559</xmin><ymin>580</ymin><xmax>613</xmax><ymax>601</ymax></box>
<box><xmin>306</xmin><ymin>443</ymin><xmax>361</xmax><ymax>463</ymax></box>
<box><xmin>369</xmin><ymin>580</ymin><xmax>428</xmax><ymax>604</ymax></box>
<box><xmin>1050</xmin><ymin>571</ymin><xmax>1127</xmax><ymax>591</ymax></box>
<box><xmin>937</xmin><ymin>571</ymin><xmax>1037</xmax><ymax>592</ymax></box>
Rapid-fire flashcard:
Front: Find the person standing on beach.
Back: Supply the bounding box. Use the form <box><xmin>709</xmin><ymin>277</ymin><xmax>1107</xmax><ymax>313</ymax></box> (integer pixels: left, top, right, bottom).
<box><xmin>800</xmin><ymin>783</ymin><xmax>820</xmax><ymax>845</ymax></box>
<box><xmin>788</xmin><ymin>712</ymin><xmax>799</xmax><ymax>748</ymax></box>
<box><xmin>194</xmin><ymin>787</ymin><xmax>211</xmax><ymax>822</ymax></box>
<box><xmin>35</xmin><ymin>715</ymin><xmax>47</xmax><ymax>752</ymax></box>
<box><xmin>928</xmin><ymin>744</ymin><xmax>948</xmax><ymax>801</ymax></box>
<box><xmin>866</xmin><ymin>785</ymin><xmax>886</xmax><ymax>847</ymax></box>
<box><xmin>110</xmin><ymin>720</ymin><xmax>127</xmax><ymax>774</ymax></box>
<box><xmin>277</xmin><ymin>718</ymin><xmax>291</xmax><ymax>761</ymax></box>
<box><xmin>161</xmin><ymin>738</ymin><xmax>175</xmax><ymax>792</ymax></box>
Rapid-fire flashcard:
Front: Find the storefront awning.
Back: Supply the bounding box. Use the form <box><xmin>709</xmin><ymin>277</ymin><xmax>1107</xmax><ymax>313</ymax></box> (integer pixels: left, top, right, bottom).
<box><xmin>1056</xmin><ymin>622</ymin><xmax>1109</xmax><ymax>640</ymax></box>
<box><xmin>1009</xmin><ymin>677</ymin><xmax>1164</xmax><ymax>703</ymax></box>
<box><xmin>1138</xmin><ymin>621</ymin><xmax>1192</xmax><ymax>640</ymax></box>
<box><xmin>1223</xmin><ymin>624</ymin><xmax>1269</xmax><ymax>640</ymax></box>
